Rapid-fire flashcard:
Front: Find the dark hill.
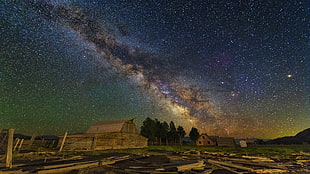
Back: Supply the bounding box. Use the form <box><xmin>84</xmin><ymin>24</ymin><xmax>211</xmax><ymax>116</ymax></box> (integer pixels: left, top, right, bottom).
<box><xmin>267</xmin><ymin>128</ymin><xmax>310</xmax><ymax>145</ymax></box>
<box><xmin>295</xmin><ymin>128</ymin><xmax>310</xmax><ymax>140</ymax></box>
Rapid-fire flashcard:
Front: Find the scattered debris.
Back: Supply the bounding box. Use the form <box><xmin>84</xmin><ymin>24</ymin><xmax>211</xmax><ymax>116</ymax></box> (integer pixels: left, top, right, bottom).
<box><xmin>0</xmin><ymin>150</ymin><xmax>309</xmax><ymax>173</ymax></box>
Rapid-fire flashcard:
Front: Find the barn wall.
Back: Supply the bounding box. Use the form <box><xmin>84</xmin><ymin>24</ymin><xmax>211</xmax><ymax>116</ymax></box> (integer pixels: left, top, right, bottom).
<box><xmin>95</xmin><ymin>133</ymin><xmax>146</xmax><ymax>150</ymax></box>
<box><xmin>58</xmin><ymin>136</ymin><xmax>93</xmax><ymax>151</ymax></box>
<box><xmin>58</xmin><ymin>133</ymin><xmax>147</xmax><ymax>151</ymax></box>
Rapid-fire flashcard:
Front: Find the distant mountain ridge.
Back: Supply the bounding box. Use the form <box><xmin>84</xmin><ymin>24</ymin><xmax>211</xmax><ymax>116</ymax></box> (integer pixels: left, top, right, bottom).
<box><xmin>267</xmin><ymin>128</ymin><xmax>310</xmax><ymax>144</ymax></box>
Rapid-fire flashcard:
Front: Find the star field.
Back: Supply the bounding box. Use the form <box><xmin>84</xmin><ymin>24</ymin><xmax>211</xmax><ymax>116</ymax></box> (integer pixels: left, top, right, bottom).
<box><xmin>0</xmin><ymin>0</ymin><xmax>309</xmax><ymax>138</ymax></box>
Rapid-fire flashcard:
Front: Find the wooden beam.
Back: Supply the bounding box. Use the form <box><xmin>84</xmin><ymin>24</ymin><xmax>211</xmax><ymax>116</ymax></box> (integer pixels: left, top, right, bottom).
<box><xmin>18</xmin><ymin>139</ymin><xmax>24</xmax><ymax>152</ymax></box>
<box><xmin>37</xmin><ymin>155</ymin><xmax>130</xmax><ymax>174</ymax></box>
<box><xmin>177</xmin><ymin>160</ymin><xmax>204</xmax><ymax>172</ymax></box>
<box><xmin>59</xmin><ymin>132</ymin><xmax>68</xmax><ymax>152</ymax></box>
<box><xmin>6</xmin><ymin>128</ymin><xmax>14</xmax><ymax>168</ymax></box>
<box><xmin>209</xmin><ymin>163</ymin><xmax>241</xmax><ymax>174</ymax></box>
<box><xmin>28</xmin><ymin>133</ymin><xmax>36</xmax><ymax>148</ymax></box>
<box><xmin>50</xmin><ymin>140</ymin><xmax>55</xmax><ymax>149</ymax></box>
<box><xmin>0</xmin><ymin>133</ymin><xmax>8</xmax><ymax>146</ymax></box>
<box><xmin>37</xmin><ymin>161</ymin><xmax>99</xmax><ymax>174</ymax></box>
<box><xmin>208</xmin><ymin>159</ymin><xmax>255</xmax><ymax>172</ymax></box>
<box><xmin>91</xmin><ymin>135</ymin><xmax>97</xmax><ymax>151</ymax></box>
<box><xmin>13</xmin><ymin>138</ymin><xmax>20</xmax><ymax>151</ymax></box>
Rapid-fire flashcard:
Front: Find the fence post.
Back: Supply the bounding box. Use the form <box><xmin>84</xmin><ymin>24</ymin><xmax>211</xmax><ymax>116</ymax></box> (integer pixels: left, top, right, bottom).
<box><xmin>6</xmin><ymin>128</ymin><xmax>14</xmax><ymax>168</ymax></box>
<box><xmin>91</xmin><ymin>134</ymin><xmax>97</xmax><ymax>151</ymax></box>
<box><xmin>59</xmin><ymin>132</ymin><xmax>68</xmax><ymax>152</ymax></box>
<box><xmin>28</xmin><ymin>133</ymin><xmax>36</xmax><ymax>148</ymax></box>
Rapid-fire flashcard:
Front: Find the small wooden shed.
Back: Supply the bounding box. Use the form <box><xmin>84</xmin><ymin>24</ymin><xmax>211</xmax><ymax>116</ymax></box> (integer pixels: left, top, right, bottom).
<box><xmin>195</xmin><ymin>134</ymin><xmax>235</xmax><ymax>147</ymax></box>
<box><xmin>58</xmin><ymin>118</ymin><xmax>147</xmax><ymax>151</ymax></box>
<box><xmin>196</xmin><ymin>134</ymin><xmax>217</xmax><ymax>146</ymax></box>
<box><xmin>216</xmin><ymin>137</ymin><xmax>236</xmax><ymax>147</ymax></box>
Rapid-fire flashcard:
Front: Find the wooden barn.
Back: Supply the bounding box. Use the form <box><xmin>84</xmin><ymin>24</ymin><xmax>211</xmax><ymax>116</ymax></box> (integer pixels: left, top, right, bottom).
<box><xmin>58</xmin><ymin>118</ymin><xmax>147</xmax><ymax>151</ymax></box>
<box><xmin>196</xmin><ymin>134</ymin><xmax>217</xmax><ymax>146</ymax></box>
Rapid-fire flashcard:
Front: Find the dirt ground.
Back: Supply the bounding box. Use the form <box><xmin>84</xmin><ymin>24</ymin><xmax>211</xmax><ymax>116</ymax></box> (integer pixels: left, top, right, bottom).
<box><xmin>0</xmin><ymin>150</ymin><xmax>309</xmax><ymax>174</ymax></box>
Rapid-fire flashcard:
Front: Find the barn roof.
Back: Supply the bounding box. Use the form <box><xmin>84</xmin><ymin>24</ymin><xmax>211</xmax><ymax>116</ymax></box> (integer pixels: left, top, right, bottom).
<box><xmin>209</xmin><ymin>136</ymin><xmax>219</xmax><ymax>141</ymax></box>
<box><xmin>199</xmin><ymin>133</ymin><xmax>212</xmax><ymax>139</ymax></box>
<box><xmin>86</xmin><ymin>118</ymin><xmax>135</xmax><ymax>134</ymax></box>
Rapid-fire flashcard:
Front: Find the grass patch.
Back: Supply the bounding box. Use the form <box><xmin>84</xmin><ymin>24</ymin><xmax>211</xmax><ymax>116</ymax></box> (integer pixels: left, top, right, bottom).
<box><xmin>55</xmin><ymin>144</ymin><xmax>310</xmax><ymax>158</ymax></box>
<box><xmin>107</xmin><ymin>144</ymin><xmax>310</xmax><ymax>156</ymax></box>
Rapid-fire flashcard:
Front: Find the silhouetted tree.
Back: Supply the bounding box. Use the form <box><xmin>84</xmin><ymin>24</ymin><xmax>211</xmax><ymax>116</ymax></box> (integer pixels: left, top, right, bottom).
<box><xmin>140</xmin><ymin>117</ymin><xmax>156</xmax><ymax>145</ymax></box>
<box><xmin>189</xmin><ymin>127</ymin><xmax>200</xmax><ymax>144</ymax></box>
<box><xmin>159</xmin><ymin>121</ymin><xmax>169</xmax><ymax>145</ymax></box>
<box><xmin>177</xmin><ymin>126</ymin><xmax>186</xmax><ymax>145</ymax></box>
<box><xmin>153</xmin><ymin>119</ymin><xmax>169</xmax><ymax>145</ymax></box>
<box><xmin>154</xmin><ymin>119</ymin><xmax>161</xmax><ymax>145</ymax></box>
<box><xmin>168</xmin><ymin>121</ymin><xmax>177</xmax><ymax>144</ymax></box>
<box><xmin>141</xmin><ymin>118</ymin><xmax>188</xmax><ymax>146</ymax></box>
<box><xmin>169</xmin><ymin>121</ymin><xmax>176</xmax><ymax>132</ymax></box>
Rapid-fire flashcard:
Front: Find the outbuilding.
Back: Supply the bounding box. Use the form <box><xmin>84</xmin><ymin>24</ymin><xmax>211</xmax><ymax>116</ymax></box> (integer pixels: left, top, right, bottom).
<box><xmin>196</xmin><ymin>134</ymin><xmax>236</xmax><ymax>147</ymax></box>
<box><xmin>196</xmin><ymin>133</ymin><xmax>217</xmax><ymax>146</ymax></box>
<box><xmin>58</xmin><ymin>118</ymin><xmax>147</xmax><ymax>151</ymax></box>
<box><xmin>216</xmin><ymin>137</ymin><xmax>236</xmax><ymax>146</ymax></box>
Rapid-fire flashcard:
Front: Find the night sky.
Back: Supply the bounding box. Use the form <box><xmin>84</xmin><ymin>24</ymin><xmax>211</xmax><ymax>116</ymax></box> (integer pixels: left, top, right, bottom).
<box><xmin>1</xmin><ymin>0</ymin><xmax>309</xmax><ymax>138</ymax></box>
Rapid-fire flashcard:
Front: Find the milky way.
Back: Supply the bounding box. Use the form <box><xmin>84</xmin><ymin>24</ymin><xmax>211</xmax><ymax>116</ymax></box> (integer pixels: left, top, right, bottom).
<box><xmin>1</xmin><ymin>0</ymin><xmax>309</xmax><ymax>138</ymax></box>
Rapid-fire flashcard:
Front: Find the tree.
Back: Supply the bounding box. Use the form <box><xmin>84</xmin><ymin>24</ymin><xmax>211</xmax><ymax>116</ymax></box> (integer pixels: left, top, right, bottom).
<box><xmin>189</xmin><ymin>127</ymin><xmax>200</xmax><ymax>144</ymax></box>
<box><xmin>160</xmin><ymin>121</ymin><xmax>169</xmax><ymax>145</ymax></box>
<box><xmin>154</xmin><ymin>119</ymin><xmax>168</xmax><ymax>145</ymax></box>
<box><xmin>154</xmin><ymin>119</ymin><xmax>161</xmax><ymax>145</ymax></box>
<box><xmin>140</xmin><ymin>117</ymin><xmax>156</xmax><ymax>145</ymax></box>
<box><xmin>169</xmin><ymin>121</ymin><xmax>176</xmax><ymax>132</ymax></box>
<box><xmin>141</xmin><ymin>118</ymin><xmax>188</xmax><ymax>146</ymax></box>
<box><xmin>177</xmin><ymin>126</ymin><xmax>186</xmax><ymax>145</ymax></box>
<box><xmin>168</xmin><ymin>121</ymin><xmax>177</xmax><ymax>144</ymax></box>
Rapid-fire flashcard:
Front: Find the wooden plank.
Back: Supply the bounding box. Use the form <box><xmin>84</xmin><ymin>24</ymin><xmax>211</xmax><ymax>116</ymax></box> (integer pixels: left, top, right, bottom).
<box><xmin>210</xmin><ymin>163</ymin><xmax>242</xmax><ymax>174</ymax></box>
<box><xmin>37</xmin><ymin>155</ymin><xmax>131</xmax><ymax>174</ymax></box>
<box><xmin>229</xmin><ymin>159</ymin><xmax>287</xmax><ymax>169</ymax></box>
<box><xmin>177</xmin><ymin>160</ymin><xmax>204</xmax><ymax>172</ymax></box>
<box><xmin>209</xmin><ymin>155</ymin><xmax>288</xmax><ymax>170</ymax></box>
<box><xmin>37</xmin><ymin>161</ymin><xmax>99</xmax><ymax>174</ymax></box>
<box><xmin>40</xmin><ymin>155</ymin><xmax>130</xmax><ymax>170</ymax></box>
<box><xmin>0</xmin><ymin>169</ymin><xmax>25</xmax><ymax>174</ymax></box>
<box><xmin>42</xmin><ymin>160</ymin><xmax>99</xmax><ymax>169</ymax></box>
<box><xmin>49</xmin><ymin>140</ymin><xmax>55</xmax><ymax>149</ymax></box>
<box><xmin>18</xmin><ymin>139</ymin><xmax>24</xmax><ymax>152</ymax></box>
<box><xmin>125</xmin><ymin>168</ymin><xmax>178</xmax><ymax>174</ymax></box>
<box><xmin>208</xmin><ymin>159</ymin><xmax>254</xmax><ymax>172</ymax></box>
<box><xmin>13</xmin><ymin>138</ymin><xmax>20</xmax><ymax>151</ymax></box>
<box><xmin>28</xmin><ymin>133</ymin><xmax>36</xmax><ymax>148</ymax></box>
<box><xmin>59</xmin><ymin>131</ymin><xmax>68</xmax><ymax>152</ymax></box>
<box><xmin>6</xmin><ymin>128</ymin><xmax>14</xmax><ymax>168</ymax></box>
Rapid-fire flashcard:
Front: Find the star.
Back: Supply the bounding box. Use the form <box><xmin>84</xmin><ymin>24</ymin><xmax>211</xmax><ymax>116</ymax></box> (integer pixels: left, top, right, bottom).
<box><xmin>0</xmin><ymin>0</ymin><xmax>308</xmax><ymax>139</ymax></box>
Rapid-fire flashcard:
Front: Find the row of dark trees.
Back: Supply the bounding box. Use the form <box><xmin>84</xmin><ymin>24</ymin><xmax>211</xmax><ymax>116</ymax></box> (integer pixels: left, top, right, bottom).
<box><xmin>140</xmin><ymin>117</ymin><xmax>200</xmax><ymax>145</ymax></box>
